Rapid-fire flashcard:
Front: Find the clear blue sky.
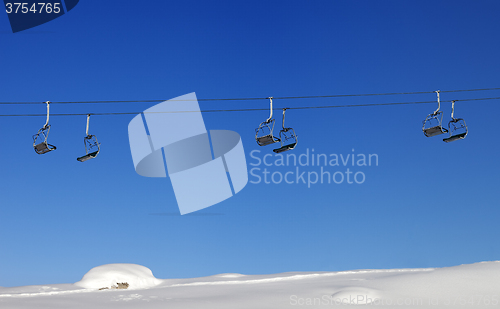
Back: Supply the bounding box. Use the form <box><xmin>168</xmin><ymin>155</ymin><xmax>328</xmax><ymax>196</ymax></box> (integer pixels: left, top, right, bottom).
<box><xmin>1</xmin><ymin>0</ymin><xmax>499</xmax><ymax>287</ymax></box>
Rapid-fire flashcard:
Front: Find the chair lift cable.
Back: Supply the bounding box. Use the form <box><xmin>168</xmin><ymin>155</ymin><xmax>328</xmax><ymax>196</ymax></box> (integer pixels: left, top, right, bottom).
<box><xmin>0</xmin><ymin>96</ymin><xmax>498</xmax><ymax>117</ymax></box>
<box><xmin>1</xmin><ymin>87</ymin><xmax>500</xmax><ymax>105</ymax></box>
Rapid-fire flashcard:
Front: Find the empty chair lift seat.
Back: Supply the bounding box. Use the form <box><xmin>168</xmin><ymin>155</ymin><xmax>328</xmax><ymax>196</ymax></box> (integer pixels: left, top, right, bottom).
<box><xmin>423</xmin><ymin>125</ymin><xmax>447</xmax><ymax>137</ymax></box>
<box><xmin>257</xmin><ymin>134</ymin><xmax>279</xmax><ymax>146</ymax></box>
<box><xmin>34</xmin><ymin>142</ymin><xmax>56</xmax><ymax>155</ymax></box>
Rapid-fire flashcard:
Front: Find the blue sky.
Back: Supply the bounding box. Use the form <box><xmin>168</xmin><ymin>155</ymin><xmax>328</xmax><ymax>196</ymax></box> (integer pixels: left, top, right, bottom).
<box><xmin>1</xmin><ymin>0</ymin><xmax>499</xmax><ymax>287</ymax></box>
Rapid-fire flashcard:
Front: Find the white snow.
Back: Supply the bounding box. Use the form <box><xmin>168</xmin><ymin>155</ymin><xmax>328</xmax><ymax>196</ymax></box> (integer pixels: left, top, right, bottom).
<box><xmin>0</xmin><ymin>261</ymin><xmax>499</xmax><ymax>308</ymax></box>
<box><xmin>74</xmin><ymin>264</ymin><xmax>162</xmax><ymax>290</ymax></box>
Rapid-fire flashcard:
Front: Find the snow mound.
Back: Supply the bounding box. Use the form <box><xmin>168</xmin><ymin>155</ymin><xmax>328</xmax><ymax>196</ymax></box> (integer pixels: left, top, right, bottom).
<box><xmin>213</xmin><ymin>273</ymin><xmax>245</xmax><ymax>278</ymax></box>
<box><xmin>74</xmin><ymin>264</ymin><xmax>162</xmax><ymax>290</ymax></box>
<box><xmin>331</xmin><ymin>287</ymin><xmax>381</xmax><ymax>305</ymax></box>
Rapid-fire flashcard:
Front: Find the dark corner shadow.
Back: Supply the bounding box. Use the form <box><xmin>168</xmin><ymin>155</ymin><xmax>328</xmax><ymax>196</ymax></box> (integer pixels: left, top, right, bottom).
<box><xmin>149</xmin><ymin>212</ymin><xmax>225</xmax><ymax>217</ymax></box>
<box><xmin>0</xmin><ymin>31</ymin><xmax>58</xmax><ymax>34</ymax></box>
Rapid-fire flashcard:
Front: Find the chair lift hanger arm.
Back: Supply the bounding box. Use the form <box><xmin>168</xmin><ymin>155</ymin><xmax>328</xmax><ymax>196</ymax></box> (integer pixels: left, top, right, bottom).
<box><xmin>282</xmin><ymin>107</ymin><xmax>286</xmax><ymax>130</ymax></box>
<box><xmin>255</xmin><ymin>97</ymin><xmax>280</xmax><ymax>146</ymax></box>
<box><xmin>433</xmin><ymin>90</ymin><xmax>440</xmax><ymax>115</ymax></box>
<box><xmin>443</xmin><ymin>100</ymin><xmax>468</xmax><ymax>143</ymax></box>
<box><xmin>33</xmin><ymin>101</ymin><xmax>56</xmax><ymax>154</ymax></box>
<box><xmin>422</xmin><ymin>90</ymin><xmax>448</xmax><ymax>137</ymax></box>
<box><xmin>86</xmin><ymin>114</ymin><xmax>91</xmax><ymax>137</ymax></box>
<box><xmin>77</xmin><ymin>114</ymin><xmax>101</xmax><ymax>162</ymax></box>
<box><xmin>44</xmin><ymin>101</ymin><xmax>50</xmax><ymax>129</ymax></box>
<box><xmin>266</xmin><ymin>97</ymin><xmax>273</xmax><ymax>123</ymax></box>
<box><xmin>273</xmin><ymin>108</ymin><xmax>298</xmax><ymax>153</ymax></box>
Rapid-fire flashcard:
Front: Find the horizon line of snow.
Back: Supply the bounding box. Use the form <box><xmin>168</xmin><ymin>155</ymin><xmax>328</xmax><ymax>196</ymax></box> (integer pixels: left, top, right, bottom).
<box><xmin>0</xmin><ymin>267</ymin><xmax>436</xmax><ymax>298</ymax></box>
<box><xmin>167</xmin><ymin>268</ymin><xmax>436</xmax><ymax>288</ymax></box>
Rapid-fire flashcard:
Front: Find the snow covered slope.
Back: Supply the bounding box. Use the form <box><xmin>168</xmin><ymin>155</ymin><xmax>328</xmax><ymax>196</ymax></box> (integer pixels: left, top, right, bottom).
<box><xmin>0</xmin><ymin>261</ymin><xmax>499</xmax><ymax>308</ymax></box>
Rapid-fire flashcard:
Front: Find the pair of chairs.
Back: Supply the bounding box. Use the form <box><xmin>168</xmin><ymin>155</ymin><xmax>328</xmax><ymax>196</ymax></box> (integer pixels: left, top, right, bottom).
<box><xmin>33</xmin><ymin>105</ymin><xmax>100</xmax><ymax>161</ymax></box>
<box><xmin>255</xmin><ymin>98</ymin><xmax>297</xmax><ymax>153</ymax></box>
<box><xmin>422</xmin><ymin>92</ymin><xmax>467</xmax><ymax>143</ymax></box>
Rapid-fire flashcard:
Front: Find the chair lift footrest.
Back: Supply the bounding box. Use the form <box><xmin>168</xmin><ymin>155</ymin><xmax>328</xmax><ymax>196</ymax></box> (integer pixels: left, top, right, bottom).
<box><xmin>77</xmin><ymin>151</ymin><xmax>99</xmax><ymax>162</ymax></box>
<box><xmin>273</xmin><ymin>143</ymin><xmax>297</xmax><ymax>153</ymax></box>
<box><xmin>443</xmin><ymin>132</ymin><xmax>467</xmax><ymax>143</ymax></box>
